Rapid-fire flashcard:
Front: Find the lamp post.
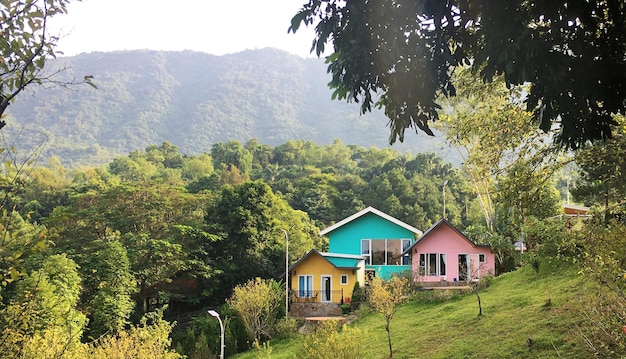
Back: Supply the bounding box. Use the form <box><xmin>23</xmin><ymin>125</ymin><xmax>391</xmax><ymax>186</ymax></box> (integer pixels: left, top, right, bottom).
<box><xmin>207</xmin><ymin>310</ymin><xmax>224</xmax><ymax>359</ymax></box>
<box><xmin>280</xmin><ymin>228</ymin><xmax>289</xmax><ymax>318</ymax></box>
<box><xmin>442</xmin><ymin>179</ymin><xmax>448</xmax><ymax>219</ymax></box>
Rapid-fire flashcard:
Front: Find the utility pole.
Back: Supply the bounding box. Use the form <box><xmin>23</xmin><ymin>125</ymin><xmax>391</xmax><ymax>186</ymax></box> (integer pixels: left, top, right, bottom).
<box><xmin>442</xmin><ymin>180</ymin><xmax>448</xmax><ymax>219</ymax></box>
<box><xmin>280</xmin><ymin>228</ymin><xmax>289</xmax><ymax>318</ymax></box>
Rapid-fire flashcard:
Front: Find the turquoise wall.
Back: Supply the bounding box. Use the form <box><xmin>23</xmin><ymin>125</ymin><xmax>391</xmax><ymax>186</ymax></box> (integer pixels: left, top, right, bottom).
<box><xmin>326</xmin><ymin>213</ymin><xmax>417</xmax><ymax>279</ymax></box>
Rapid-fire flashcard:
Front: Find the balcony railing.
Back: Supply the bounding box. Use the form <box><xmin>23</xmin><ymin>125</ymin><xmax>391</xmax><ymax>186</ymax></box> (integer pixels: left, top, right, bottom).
<box><xmin>290</xmin><ymin>289</ymin><xmax>345</xmax><ymax>304</ymax></box>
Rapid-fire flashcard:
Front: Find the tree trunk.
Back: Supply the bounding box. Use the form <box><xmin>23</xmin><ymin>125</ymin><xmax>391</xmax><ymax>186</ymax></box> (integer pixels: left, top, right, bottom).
<box><xmin>386</xmin><ymin>322</ymin><xmax>393</xmax><ymax>358</ymax></box>
<box><xmin>474</xmin><ymin>287</ymin><xmax>482</xmax><ymax>317</ymax></box>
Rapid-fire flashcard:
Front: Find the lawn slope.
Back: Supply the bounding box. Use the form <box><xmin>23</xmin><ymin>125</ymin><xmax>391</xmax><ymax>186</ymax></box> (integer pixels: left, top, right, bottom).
<box><xmin>234</xmin><ymin>261</ymin><xmax>593</xmax><ymax>358</ymax></box>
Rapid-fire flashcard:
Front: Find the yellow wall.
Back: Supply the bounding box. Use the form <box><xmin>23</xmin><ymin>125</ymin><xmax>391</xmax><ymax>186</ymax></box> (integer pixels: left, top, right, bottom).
<box><xmin>290</xmin><ymin>252</ymin><xmax>358</xmax><ymax>301</ymax></box>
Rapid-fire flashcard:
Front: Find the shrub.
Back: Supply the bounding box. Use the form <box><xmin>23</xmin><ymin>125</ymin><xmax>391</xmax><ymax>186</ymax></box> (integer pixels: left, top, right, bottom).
<box><xmin>300</xmin><ymin>322</ymin><xmax>362</xmax><ymax>359</ymax></box>
<box><xmin>273</xmin><ymin>317</ymin><xmax>299</xmax><ymax>339</ymax></box>
<box><xmin>340</xmin><ymin>304</ymin><xmax>351</xmax><ymax>315</ymax></box>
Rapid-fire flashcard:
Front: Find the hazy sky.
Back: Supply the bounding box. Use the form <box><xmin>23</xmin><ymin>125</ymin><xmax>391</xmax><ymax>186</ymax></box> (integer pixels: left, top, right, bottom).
<box><xmin>50</xmin><ymin>0</ymin><xmax>322</xmax><ymax>58</ymax></box>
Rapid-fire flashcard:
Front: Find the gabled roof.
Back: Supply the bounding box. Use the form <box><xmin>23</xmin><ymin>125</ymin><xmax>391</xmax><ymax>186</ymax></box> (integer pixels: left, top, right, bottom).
<box><xmin>319</xmin><ymin>206</ymin><xmax>423</xmax><ymax>236</ymax></box>
<box><xmin>402</xmin><ymin>218</ymin><xmax>490</xmax><ymax>255</ymax></box>
<box><xmin>288</xmin><ymin>250</ymin><xmax>364</xmax><ymax>272</ymax></box>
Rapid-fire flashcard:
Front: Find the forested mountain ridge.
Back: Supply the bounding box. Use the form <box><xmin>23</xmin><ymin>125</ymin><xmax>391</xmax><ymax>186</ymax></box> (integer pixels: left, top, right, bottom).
<box><xmin>5</xmin><ymin>48</ymin><xmax>451</xmax><ymax>167</ymax></box>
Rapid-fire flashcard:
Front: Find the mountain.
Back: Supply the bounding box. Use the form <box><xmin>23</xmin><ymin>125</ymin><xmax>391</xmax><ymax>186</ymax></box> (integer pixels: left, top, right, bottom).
<box><xmin>5</xmin><ymin>48</ymin><xmax>455</xmax><ymax>167</ymax></box>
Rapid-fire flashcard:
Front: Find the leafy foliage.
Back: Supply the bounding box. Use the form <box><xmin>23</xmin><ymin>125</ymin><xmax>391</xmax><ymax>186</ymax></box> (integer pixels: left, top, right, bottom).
<box><xmin>291</xmin><ymin>0</ymin><xmax>626</xmax><ymax>148</ymax></box>
<box><xmin>6</xmin><ymin>50</ymin><xmax>449</xmax><ymax>167</ymax></box>
<box><xmin>300</xmin><ymin>321</ymin><xmax>363</xmax><ymax>359</ymax></box>
<box><xmin>227</xmin><ymin>277</ymin><xmax>284</xmax><ymax>343</ymax></box>
<box><xmin>368</xmin><ymin>275</ymin><xmax>410</xmax><ymax>358</ymax></box>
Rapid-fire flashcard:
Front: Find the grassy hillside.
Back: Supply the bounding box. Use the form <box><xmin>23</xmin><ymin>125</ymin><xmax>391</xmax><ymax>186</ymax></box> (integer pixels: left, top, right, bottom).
<box><xmin>234</xmin><ymin>261</ymin><xmax>593</xmax><ymax>358</ymax></box>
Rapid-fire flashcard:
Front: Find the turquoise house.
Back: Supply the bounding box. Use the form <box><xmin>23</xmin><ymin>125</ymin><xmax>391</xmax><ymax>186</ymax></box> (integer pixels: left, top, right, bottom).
<box><xmin>319</xmin><ymin>207</ymin><xmax>423</xmax><ymax>281</ymax></box>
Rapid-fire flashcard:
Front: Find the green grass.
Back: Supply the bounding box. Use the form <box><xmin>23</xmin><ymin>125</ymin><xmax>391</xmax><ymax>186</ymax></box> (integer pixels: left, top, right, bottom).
<box><xmin>234</xmin><ymin>260</ymin><xmax>595</xmax><ymax>358</ymax></box>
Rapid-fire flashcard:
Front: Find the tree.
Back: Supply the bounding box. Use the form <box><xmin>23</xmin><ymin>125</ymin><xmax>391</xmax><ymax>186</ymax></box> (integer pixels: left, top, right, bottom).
<box><xmin>368</xmin><ymin>275</ymin><xmax>410</xmax><ymax>359</ymax></box>
<box><xmin>87</xmin><ymin>239</ymin><xmax>136</xmax><ymax>338</ymax></box>
<box><xmin>227</xmin><ymin>277</ymin><xmax>283</xmax><ymax>343</ymax></box>
<box><xmin>0</xmin><ymin>0</ymin><xmax>95</xmax><ymax>125</ymax></box>
<box><xmin>290</xmin><ymin>0</ymin><xmax>626</xmax><ymax>148</ymax></box>
<box><xmin>573</xmin><ymin>115</ymin><xmax>626</xmax><ymax>211</ymax></box>
<box><xmin>0</xmin><ymin>254</ymin><xmax>87</xmax><ymax>357</ymax></box>
<box><xmin>205</xmin><ymin>180</ymin><xmax>320</xmax><ymax>299</ymax></box>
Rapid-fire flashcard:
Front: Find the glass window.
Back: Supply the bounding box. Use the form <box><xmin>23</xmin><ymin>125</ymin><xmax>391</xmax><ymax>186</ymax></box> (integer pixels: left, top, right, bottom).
<box><xmin>402</xmin><ymin>239</ymin><xmax>411</xmax><ymax>265</ymax></box>
<box><xmin>298</xmin><ymin>275</ymin><xmax>313</xmax><ymax>297</ymax></box>
<box><xmin>419</xmin><ymin>253</ymin><xmax>446</xmax><ymax>276</ymax></box>
<box><xmin>479</xmin><ymin>254</ymin><xmax>486</xmax><ymax>263</ymax></box>
<box><xmin>361</xmin><ymin>240</ymin><xmax>371</xmax><ymax>265</ymax></box>
<box><xmin>428</xmin><ymin>253</ymin><xmax>438</xmax><ymax>276</ymax></box>
<box><xmin>387</xmin><ymin>239</ymin><xmax>402</xmax><ymax>265</ymax></box>
<box><xmin>340</xmin><ymin>274</ymin><xmax>348</xmax><ymax>285</ymax></box>
<box><xmin>371</xmin><ymin>240</ymin><xmax>386</xmax><ymax>265</ymax></box>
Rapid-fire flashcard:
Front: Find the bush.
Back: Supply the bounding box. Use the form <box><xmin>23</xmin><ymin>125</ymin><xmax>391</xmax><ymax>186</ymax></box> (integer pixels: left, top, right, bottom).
<box><xmin>273</xmin><ymin>317</ymin><xmax>299</xmax><ymax>339</ymax></box>
<box><xmin>340</xmin><ymin>304</ymin><xmax>351</xmax><ymax>315</ymax></box>
<box><xmin>300</xmin><ymin>322</ymin><xmax>362</xmax><ymax>359</ymax></box>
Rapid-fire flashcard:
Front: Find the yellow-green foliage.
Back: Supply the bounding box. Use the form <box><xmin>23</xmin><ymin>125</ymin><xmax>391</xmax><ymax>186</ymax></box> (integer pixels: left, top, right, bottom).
<box><xmin>228</xmin><ymin>277</ymin><xmax>283</xmax><ymax>342</ymax></box>
<box><xmin>13</xmin><ymin>311</ymin><xmax>181</xmax><ymax>359</ymax></box>
<box><xmin>253</xmin><ymin>339</ymin><xmax>273</xmax><ymax>359</ymax></box>
<box><xmin>368</xmin><ymin>275</ymin><xmax>410</xmax><ymax>358</ymax></box>
<box><xmin>300</xmin><ymin>322</ymin><xmax>363</xmax><ymax>359</ymax></box>
<box><xmin>85</xmin><ymin>316</ymin><xmax>181</xmax><ymax>359</ymax></box>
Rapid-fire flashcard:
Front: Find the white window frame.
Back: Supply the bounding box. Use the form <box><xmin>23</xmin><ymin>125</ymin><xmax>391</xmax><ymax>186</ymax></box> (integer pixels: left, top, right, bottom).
<box><xmin>340</xmin><ymin>274</ymin><xmax>348</xmax><ymax>285</ymax></box>
<box><xmin>365</xmin><ymin>238</ymin><xmax>413</xmax><ymax>266</ymax></box>
<box><xmin>419</xmin><ymin>253</ymin><xmax>447</xmax><ymax>276</ymax></box>
<box><xmin>361</xmin><ymin>239</ymin><xmax>371</xmax><ymax>265</ymax></box>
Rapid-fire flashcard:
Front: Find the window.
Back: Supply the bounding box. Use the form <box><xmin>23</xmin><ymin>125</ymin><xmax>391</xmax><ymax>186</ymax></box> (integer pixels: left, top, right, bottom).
<box><xmin>418</xmin><ymin>253</ymin><xmax>446</xmax><ymax>276</ymax></box>
<box><xmin>364</xmin><ymin>239</ymin><xmax>412</xmax><ymax>266</ymax></box>
<box><xmin>340</xmin><ymin>274</ymin><xmax>348</xmax><ymax>285</ymax></box>
<box><xmin>298</xmin><ymin>275</ymin><xmax>313</xmax><ymax>297</ymax></box>
<box><xmin>371</xmin><ymin>240</ymin><xmax>386</xmax><ymax>265</ymax></box>
<box><xmin>361</xmin><ymin>240</ymin><xmax>371</xmax><ymax>265</ymax></box>
<box><xmin>402</xmin><ymin>239</ymin><xmax>411</xmax><ymax>265</ymax></box>
<box><xmin>479</xmin><ymin>254</ymin><xmax>486</xmax><ymax>263</ymax></box>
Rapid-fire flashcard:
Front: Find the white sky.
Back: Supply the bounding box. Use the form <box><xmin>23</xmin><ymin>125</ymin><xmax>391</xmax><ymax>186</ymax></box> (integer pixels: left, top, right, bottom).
<box><xmin>50</xmin><ymin>0</ymin><xmax>322</xmax><ymax>58</ymax></box>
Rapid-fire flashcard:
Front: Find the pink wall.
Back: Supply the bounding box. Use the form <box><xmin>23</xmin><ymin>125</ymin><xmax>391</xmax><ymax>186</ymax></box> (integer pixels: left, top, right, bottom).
<box><xmin>410</xmin><ymin>223</ymin><xmax>495</xmax><ymax>283</ymax></box>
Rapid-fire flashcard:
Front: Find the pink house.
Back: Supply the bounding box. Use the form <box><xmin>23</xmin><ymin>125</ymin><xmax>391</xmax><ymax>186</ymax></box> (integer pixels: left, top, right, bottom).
<box><xmin>403</xmin><ymin>219</ymin><xmax>495</xmax><ymax>283</ymax></box>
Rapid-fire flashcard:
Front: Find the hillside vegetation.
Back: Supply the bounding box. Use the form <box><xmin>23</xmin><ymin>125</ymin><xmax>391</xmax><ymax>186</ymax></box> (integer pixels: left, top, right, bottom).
<box><xmin>234</xmin><ymin>261</ymin><xmax>593</xmax><ymax>358</ymax></box>
<box><xmin>4</xmin><ymin>49</ymin><xmax>450</xmax><ymax>167</ymax></box>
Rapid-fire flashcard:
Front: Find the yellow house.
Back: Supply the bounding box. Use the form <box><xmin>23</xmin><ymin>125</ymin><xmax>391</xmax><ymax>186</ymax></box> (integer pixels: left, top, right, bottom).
<box><xmin>289</xmin><ymin>250</ymin><xmax>365</xmax><ymax>304</ymax></box>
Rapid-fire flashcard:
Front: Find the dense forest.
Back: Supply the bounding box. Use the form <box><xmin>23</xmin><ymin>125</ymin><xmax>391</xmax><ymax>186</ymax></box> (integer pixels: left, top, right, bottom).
<box><xmin>4</xmin><ymin>49</ymin><xmax>453</xmax><ymax>167</ymax></box>
<box><xmin>0</xmin><ymin>135</ymin><xmax>575</xmax><ymax>356</ymax></box>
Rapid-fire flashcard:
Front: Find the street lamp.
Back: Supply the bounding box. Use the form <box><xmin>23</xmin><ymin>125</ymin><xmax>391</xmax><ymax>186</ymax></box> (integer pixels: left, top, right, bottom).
<box><xmin>442</xmin><ymin>179</ymin><xmax>448</xmax><ymax>219</ymax></box>
<box><xmin>280</xmin><ymin>228</ymin><xmax>289</xmax><ymax>318</ymax></box>
<box><xmin>207</xmin><ymin>310</ymin><xmax>224</xmax><ymax>359</ymax></box>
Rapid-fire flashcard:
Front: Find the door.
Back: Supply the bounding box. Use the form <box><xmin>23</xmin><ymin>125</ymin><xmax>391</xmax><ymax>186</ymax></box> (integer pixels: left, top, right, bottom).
<box><xmin>321</xmin><ymin>275</ymin><xmax>332</xmax><ymax>302</ymax></box>
<box><xmin>458</xmin><ymin>254</ymin><xmax>468</xmax><ymax>281</ymax></box>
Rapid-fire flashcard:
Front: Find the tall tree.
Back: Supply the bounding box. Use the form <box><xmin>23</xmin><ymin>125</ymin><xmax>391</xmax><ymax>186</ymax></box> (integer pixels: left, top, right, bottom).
<box><xmin>290</xmin><ymin>0</ymin><xmax>625</xmax><ymax>148</ymax></box>
<box><xmin>205</xmin><ymin>180</ymin><xmax>320</xmax><ymax>299</ymax></box>
<box><xmin>437</xmin><ymin>68</ymin><xmax>568</xmax><ymax>232</ymax></box>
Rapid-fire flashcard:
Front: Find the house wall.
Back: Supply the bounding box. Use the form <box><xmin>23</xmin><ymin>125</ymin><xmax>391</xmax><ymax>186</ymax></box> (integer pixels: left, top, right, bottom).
<box><xmin>290</xmin><ymin>253</ymin><xmax>357</xmax><ymax>302</ymax></box>
<box><xmin>410</xmin><ymin>224</ymin><xmax>495</xmax><ymax>283</ymax></box>
<box><xmin>327</xmin><ymin>213</ymin><xmax>416</xmax><ymax>279</ymax></box>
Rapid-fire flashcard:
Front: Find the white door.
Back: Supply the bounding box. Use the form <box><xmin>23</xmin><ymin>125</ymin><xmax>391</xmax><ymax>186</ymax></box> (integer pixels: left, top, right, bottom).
<box><xmin>321</xmin><ymin>275</ymin><xmax>332</xmax><ymax>302</ymax></box>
